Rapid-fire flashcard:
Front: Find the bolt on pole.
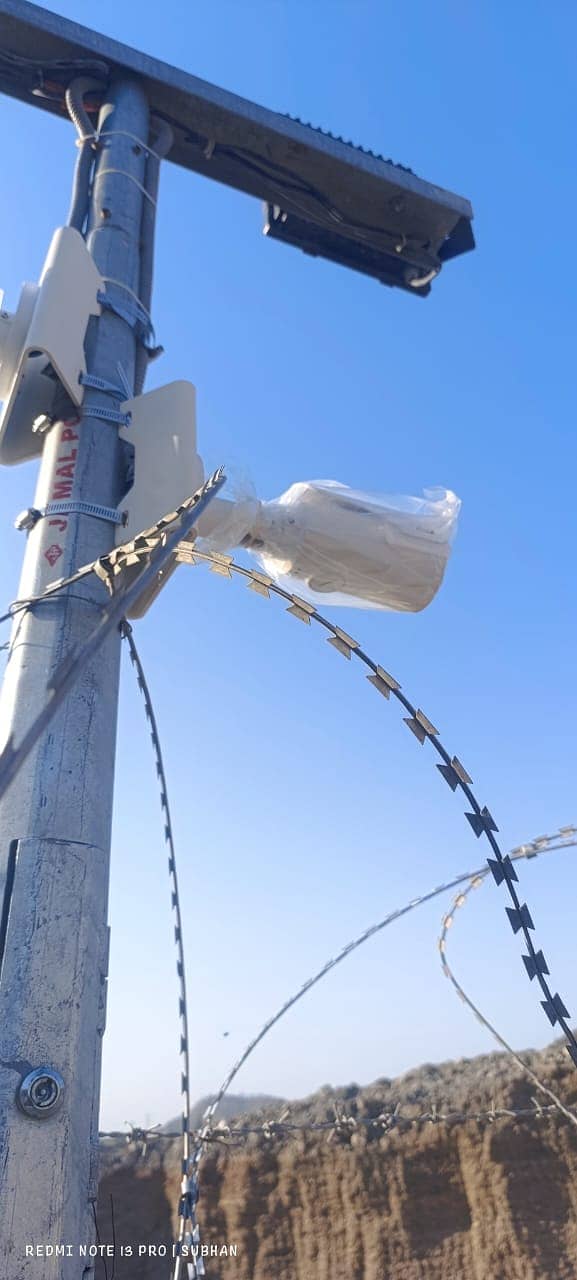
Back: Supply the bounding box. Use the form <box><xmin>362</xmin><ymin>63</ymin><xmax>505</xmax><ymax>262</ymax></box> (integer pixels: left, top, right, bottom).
<box><xmin>0</xmin><ymin>77</ymin><xmax>150</xmax><ymax>1277</ymax></box>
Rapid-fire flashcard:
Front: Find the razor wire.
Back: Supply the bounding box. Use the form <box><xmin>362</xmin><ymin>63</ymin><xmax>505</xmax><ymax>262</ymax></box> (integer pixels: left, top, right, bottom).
<box><xmin>96</xmin><ymin>835</ymin><xmax>576</xmax><ymax>1158</ymax></box>
<box><xmin>3</xmin><ymin>525</ymin><xmax>574</xmax><ymax>1269</ymax></box>
<box><xmin>111</xmin><ymin>619</ymin><xmax>577</xmax><ymax>1274</ymax></box>
<box><xmin>178</xmin><ymin>547</ymin><xmax>577</xmax><ymax>1069</ymax></box>
<box><xmin>117</xmin><ymin>541</ymin><xmax>575</xmax><ymax>1276</ymax></box>
<box><xmin>0</xmin><ymin>467</ymin><xmax>225</xmax><ymax>806</ymax></box>
<box><xmin>195</xmin><ymin>835</ymin><xmax>577</xmax><ymax>1153</ymax></box>
<box><xmin>175</xmin><ymin>831</ymin><xmax>577</xmax><ymax>1250</ymax></box>
<box><xmin>121</xmin><ymin>623</ymin><xmax>198</xmax><ymax>1273</ymax></box>
<box><xmin>438</xmin><ymin>832</ymin><xmax>577</xmax><ymax>1124</ymax></box>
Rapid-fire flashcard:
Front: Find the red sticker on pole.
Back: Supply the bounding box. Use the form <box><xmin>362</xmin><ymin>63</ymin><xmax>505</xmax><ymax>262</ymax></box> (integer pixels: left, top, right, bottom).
<box><xmin>44</xmin><ymin>544</ymin><xmax>63</xmax><ymax>567</ymax></box>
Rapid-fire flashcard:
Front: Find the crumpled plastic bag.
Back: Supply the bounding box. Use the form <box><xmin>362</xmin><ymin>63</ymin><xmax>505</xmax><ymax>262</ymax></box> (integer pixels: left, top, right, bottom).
<box><xmin>198</xmin><ymin>479</ymin><xmax>460</xmax><ymax>612</ymax></box>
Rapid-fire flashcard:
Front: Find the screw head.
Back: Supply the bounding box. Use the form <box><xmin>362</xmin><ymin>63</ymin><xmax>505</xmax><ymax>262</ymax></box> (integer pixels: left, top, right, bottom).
<box><xmin>14</xmin><ymin>508</ymin><xmax>41</xmax><ymax>533</ymax></box>
<box><xmin>18</xmin><ymin>1067</ymin><xmax>64</xmax><ymax>1119</ymax></box>
<box><xmin>31</xmin><ymin>414</ymin><xmax>53</xmax><ymax>435</ymax></box>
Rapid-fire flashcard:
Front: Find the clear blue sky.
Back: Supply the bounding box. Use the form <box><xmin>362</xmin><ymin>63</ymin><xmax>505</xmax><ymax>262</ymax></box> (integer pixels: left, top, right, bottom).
<box><xmin>0</xmin><ymin>1</ymin><xmax>575</xmax><ymax>1131</ymax></box>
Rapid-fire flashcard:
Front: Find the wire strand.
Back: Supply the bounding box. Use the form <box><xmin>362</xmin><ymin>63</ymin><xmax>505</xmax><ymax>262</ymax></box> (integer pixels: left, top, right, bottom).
<box><xmin>121</xmin><ymin>624</ymin><xmax>195</xmax><ymax>1268</ymax></box>
<box><xmin>181</xmin><ymin>547</ymin><xmax>577</xmax><ymax>1070</ymax></box>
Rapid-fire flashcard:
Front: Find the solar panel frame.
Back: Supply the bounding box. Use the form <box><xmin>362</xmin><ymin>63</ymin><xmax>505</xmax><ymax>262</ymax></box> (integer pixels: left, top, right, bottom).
<box><xmin>0</xmin><ymin>0</ymin><xmax>475</xmax><ymax>293</ymax></box>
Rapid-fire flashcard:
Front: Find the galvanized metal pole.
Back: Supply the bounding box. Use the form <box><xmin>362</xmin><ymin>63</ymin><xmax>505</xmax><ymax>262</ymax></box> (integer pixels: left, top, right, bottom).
<box><xmin>0</xmin><ymin>78</ymin><xmax>149</xmax><ymax>1277</ymax></box>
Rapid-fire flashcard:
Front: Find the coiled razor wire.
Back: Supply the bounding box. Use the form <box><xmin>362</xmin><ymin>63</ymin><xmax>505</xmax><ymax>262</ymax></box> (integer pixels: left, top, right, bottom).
<box><xmin>3</xmin><ymin>524</ymin><xmax>575</xmax><ymax>1272</ymax></box>
<box><xmin>107</xmin><ymin>540</ymin><xmax>571</xmax><ymax>1275</ymax></box>
<box><xmin>104</xmin><ymin>541</ymin><xmax>576</xmax><ymax>1277</ymax></box>
<box><xmin>93</xmin><ymin>783</ymin><xmax>575</xmax><ymax>1275</ymax></box>
<box><xmin>174</xmin><ymin>828</ymin><xmax>576</xmax><ymax>1240</ymax></box>
<box><xmin>197</xmin><ymin>839</ymin><xmax>577</xmax><ymax>1141</ymax></box>
<box><xmin>119</xmin><ymin>635</ymin><xmax>574</xmax><ymax>1271</ymax></box>
<box><xmin>121</xmin><ymin>623</ymin><xmax>199</xmax><ymax>1275</ymax></box>
<box><xmin>111</xmin><ymin>618</ymin><xmax>577</xmax><ymax>1270</ymax></box>
<box><xmin>194</xmin><ymin>830</ymin><xmax>577</xmax><ymax>1133</ymax></box>
<box><xmin>438</xmin><ymin>832</ymin><xmax>577</xmax><ymax>1124</ymax></box>
<box><xmin>179</xmin><ymin>547</ymin><xmax>577</xmax><ymax>1069</ymax></box>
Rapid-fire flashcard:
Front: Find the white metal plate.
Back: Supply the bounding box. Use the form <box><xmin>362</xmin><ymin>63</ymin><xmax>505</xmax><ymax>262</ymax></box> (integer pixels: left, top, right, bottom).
<box><xmin>118</xmin><ymin>379</ymin><xmax>204</xmax><ymax>542</ymax></box>
<box><xmin>0</xmin><ymin>228</ymin><xmax>103</xmax><ymax>465</ymax></box>
<box><xmin>28</xmin><ymin>227</ymin><xmax>103</xmax><ymax>403</ymax></box>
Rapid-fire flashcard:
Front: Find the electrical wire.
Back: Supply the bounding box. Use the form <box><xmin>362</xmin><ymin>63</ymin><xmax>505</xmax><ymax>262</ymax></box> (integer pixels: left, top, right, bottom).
<box><xmin>65</xmin><ymin>77</ymin><xmax>102</xmax><ymax>233</ymax></box>
<box><xmin>217</xmin><ymin>143</ymin><xmax>424</xmax><ymax>255</ymax></box>
<box><xmin>0</xmin><ymin>49</ymin><xmax>107</xmax><ymax>76</ymax></box>
<box><xmin>157</xmin><ymin>103</ymin><xmax>437</xmax><ymax>263</ymax></box>
<box><xmin>184</xmin><ymin>133</ymin><xmax>437</xmax><ymax>263</ymax></box>
<box><xmin>134</xmin><ymin>117</ymin><xmax>174</xmax><ymax>394</ymax></box>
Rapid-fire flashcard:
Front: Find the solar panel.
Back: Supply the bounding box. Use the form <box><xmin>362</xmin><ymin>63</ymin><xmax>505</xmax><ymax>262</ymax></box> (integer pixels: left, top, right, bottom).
<box><xmin>0</xmin><ymin>0</ymin><xmax>474</xmax><ymax>295</ymax></box>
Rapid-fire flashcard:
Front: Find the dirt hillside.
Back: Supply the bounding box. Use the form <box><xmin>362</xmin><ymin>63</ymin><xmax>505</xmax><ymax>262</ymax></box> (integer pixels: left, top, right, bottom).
<box><xmin>96</xmin><ymin>1040</ymin><xmax>577</xmax><ymax>1279</ymax></box>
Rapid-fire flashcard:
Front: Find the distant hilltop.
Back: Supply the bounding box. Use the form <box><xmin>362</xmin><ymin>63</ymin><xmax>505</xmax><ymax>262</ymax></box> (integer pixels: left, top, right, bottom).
<box><xmin>161</xmin><ymin>1093</ymin><xmax>285</xmax><ymax>1134</ymax></box>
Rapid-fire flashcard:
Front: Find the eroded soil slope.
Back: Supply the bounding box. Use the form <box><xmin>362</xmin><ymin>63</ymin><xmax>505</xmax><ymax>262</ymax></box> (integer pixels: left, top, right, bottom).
<box><xmin>97</xmin><ymin>1041</ymin><xmax>577</xmax><ymax>1279</ymax></box>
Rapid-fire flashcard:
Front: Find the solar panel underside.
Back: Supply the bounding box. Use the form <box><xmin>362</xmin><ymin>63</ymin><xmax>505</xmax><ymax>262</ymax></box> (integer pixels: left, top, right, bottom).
<box><xmin>0</xmin><ymin>0</ymin><xmax>474</xmax><ymax>294</ymax></box>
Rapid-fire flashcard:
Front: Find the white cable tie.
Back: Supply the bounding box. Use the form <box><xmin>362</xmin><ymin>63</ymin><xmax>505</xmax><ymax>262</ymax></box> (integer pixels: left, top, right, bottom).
<box><xmin>97</xmin><ymin>287</ymin><xmax>154</xmax><ymax>346</ymax></box>
<box><xmin>94</xmin><ymin>167</ymin><xmax>157</xmax><ymax>205</ymax></box>
<box><xmin>116</xmin><ymin>362</ymin><xmax>132</xmax><ymax>399</ymax></box>
<box><xmin>96</xmin><ymin>129</ymin><xmax>162</xmax><ymax>160</ymax></box>
<box><xmin>101</xmin><ymin>277</ymin><xmax>153</xmax><ymax>325</ymax></box>
<box><xmin>74</xmin><ymin>133</ymin><xmax>99</xmax><ymax>149</ymax></box>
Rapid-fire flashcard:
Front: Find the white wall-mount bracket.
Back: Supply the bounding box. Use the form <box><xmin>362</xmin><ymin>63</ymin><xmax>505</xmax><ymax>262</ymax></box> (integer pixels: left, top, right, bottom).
<box><xmin>115</xmin><ymin>379</ymin><xmax>204</xmax><ymax>617</ymax></box>
<box><xmin>0</xmin><ymin>227</ymin><xmax>103</xmax><ymax>465</ymax></box>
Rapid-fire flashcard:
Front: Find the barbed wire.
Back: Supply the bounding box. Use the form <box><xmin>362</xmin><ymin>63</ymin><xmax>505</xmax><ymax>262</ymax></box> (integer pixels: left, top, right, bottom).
<box><xmin>193</xmin><ymin>835</ymin><xmax>577</xmax><ymax>1159</ymax></box>
<box><xmin>0</xmin><ymin>468</ymin><xmax>225</xmax><ymax>807</ymax></box>
<box><xmin>97</xmin><ymin>839</ymin><xmax>575</xmax><ymax>1177</ymax></box>
<box><xmin>97</xmin><ymin>836</ymin><xmax>577</xmax><ymax>1155</ymax></box>
<box><xmin>438</xmin><ymin>832</ymin><xmax>577</xmax><ymax>1125</ymax></box>
<box><xmin>98</xmin><ymin>1097</ymin><xmax>574</xmax><ymax>1152</ymax></box>
<box><xmin>120</xmin><ymin>638</ymin><xmax>575</xmax><ymax>1277</ymax></box>
<box><xmin>161</xmin><ymin>832</ymin><xmax>572</xmax><ymax>1255</ymax></box>
<box><xmin>179</xmin><ymin>546</ymin><xmax>577</xmax><ymax>1070</ymax></box>
<box><xmin>121</xmin><ymin>623</ymin><xmax>199</xmax><ymax>1276</ymax></box>
<box><xmin>137</xmin><ymin>543</ymin><xmax>577</xmax><ymax>1275</ymax></box>
<box><xmin>3</xmin><ymin>526</ymin><xmax>572</xmax><ymax>1271</ymax></box>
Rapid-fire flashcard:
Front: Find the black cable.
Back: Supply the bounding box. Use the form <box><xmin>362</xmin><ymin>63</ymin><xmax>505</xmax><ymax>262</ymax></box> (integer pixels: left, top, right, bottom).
<box><xmin>218</xmin><ymin>142</ymin><xmax>417</xmax><ymax>251</ymax></box>
<box><xmin>109</xmin><ymin>1195</ymin><xmax>117</xmax><ymax>1280</ymax></box>
<box><xmin>91</xmin><ymin>1202</ymin><xmax>109</xmax><ymax>1280</ymax></box>
<box><xmin>0</xmin><ymin>48</ymin><xmax>108</xmax><ymax>78</ymax></box>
